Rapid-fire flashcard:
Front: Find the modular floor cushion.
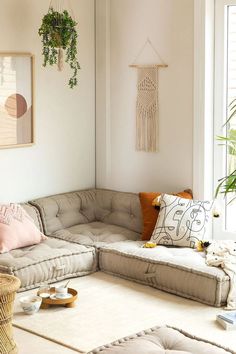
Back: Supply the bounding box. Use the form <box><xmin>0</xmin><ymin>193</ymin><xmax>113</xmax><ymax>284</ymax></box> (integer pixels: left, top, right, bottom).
<box><xmin>30</xmin><ymin>189</ymin><xmax>142</xmax><ymax>248</ymax></box>
<box><xmin>99</xmin><ymin>241</ymin><xmax>230</xmax><ymax>307</ymax></box>
<box><xmin>89</xmin><ymin>326</ymin><xmax>234</xmax><ymax>354</ymax></box>
<box><xmin>0</xmin><ymin>238</ymin><xmax>97</xmax><ymax>291</ymax></box>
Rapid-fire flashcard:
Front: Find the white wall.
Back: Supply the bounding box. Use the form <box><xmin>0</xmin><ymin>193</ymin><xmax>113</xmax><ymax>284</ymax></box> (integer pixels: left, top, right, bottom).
<box><xmin>0</xmin><ymin>0</ymin><xmax>95</xmax><ymax>202</ymax></box>
<box><xmin>96</xmin><ymin>0</ymin><xmax>194</xmax><ymax>193</ymax></box>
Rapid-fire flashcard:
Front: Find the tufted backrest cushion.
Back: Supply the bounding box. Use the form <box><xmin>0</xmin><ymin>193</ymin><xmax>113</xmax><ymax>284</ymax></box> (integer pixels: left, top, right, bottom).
<box><xmin>30</xmin><ymin>189</ymin><xmax>143</xmax><ymax>236</ymax></box>
<box><xmin>95</xmin><ymin>189</ymin><xmax>143</xmax><ymax>234</ymax></box>
<box><xmin>30</xmin><ymin>190</ymin><xmax>97</xmax><ymax>235</ymax></box>
<box><xmin>21</xmin><ymin>203</ymin><xmax>43</xmax><ymax>233</ymax></box>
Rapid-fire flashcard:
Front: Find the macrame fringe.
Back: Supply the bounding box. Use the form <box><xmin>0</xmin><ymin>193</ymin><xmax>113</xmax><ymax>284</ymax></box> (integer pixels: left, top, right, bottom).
<box><xmin>136</xmin><ymin>102</ymin><xmax>157</xmax><ymax>152</ymax></box>
<box><xmin>136</xmin><ymin>67</ymin><xmax>158</xmax><ymax>152</ymax></box>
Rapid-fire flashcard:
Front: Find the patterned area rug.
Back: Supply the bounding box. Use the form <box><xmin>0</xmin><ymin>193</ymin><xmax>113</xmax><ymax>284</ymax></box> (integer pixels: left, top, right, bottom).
<box><xmin>13</xmin><ymin>272</ymin><xmax>236</xmax><ymax>353</ymax></box>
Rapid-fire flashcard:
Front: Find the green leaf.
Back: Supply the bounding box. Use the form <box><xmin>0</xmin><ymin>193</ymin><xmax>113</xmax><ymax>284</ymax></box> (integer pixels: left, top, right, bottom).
<box><xmin>224</xmin><ymin>108</ymin><xmax>236</xmax><ymax>126</ymax></box>
<box><xmin>229</xmin><ymin>98</ymin><xmax>236</xmax><ymax>107</ymax></box>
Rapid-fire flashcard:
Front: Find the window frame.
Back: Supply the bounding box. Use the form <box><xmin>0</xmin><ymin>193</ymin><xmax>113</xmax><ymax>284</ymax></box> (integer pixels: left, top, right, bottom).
<box><xmin>193</xmin><ymin>0</ymin><xmax>214</xmax><ymax>202</ymax></box>
<box><xmin>213</xmin><ymin>0</ymin><xmax>236</xmax><ymax>240</ymax></box>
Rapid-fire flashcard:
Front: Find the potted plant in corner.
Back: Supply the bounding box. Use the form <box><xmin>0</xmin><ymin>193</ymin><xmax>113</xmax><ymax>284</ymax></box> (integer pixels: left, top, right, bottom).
<box><xmin>38</xmin><ymin>7</ymin><xmax>80</xmax><ymax>88</ymax></box>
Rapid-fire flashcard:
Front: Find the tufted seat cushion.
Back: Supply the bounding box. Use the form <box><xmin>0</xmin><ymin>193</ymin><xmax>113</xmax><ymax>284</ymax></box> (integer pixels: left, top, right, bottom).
<box><xmin>99</xmin><ymin>241</ymin><xmax>229</xmax><ymax>306</ymax></box>
<box><xmin>89</xmin><ymin>326</ymin><xmax>233</xmax><ymax>354</ymax></box>
<box><xmin>0</xmin><ymin>238</ymin><xmax>97</xmax><ymax>291</ymax></box>
<box><xmin>51</xmin><ymin>222</ymin><xmax>140</xmax><ymax>247</ymax></box>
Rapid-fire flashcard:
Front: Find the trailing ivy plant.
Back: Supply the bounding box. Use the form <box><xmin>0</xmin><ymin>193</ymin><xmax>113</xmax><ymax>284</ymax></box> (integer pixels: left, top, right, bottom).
<box><xmin>38</xmin><ymin>8</ymin><xmax>80</xmax><ymax>88</ymax></box>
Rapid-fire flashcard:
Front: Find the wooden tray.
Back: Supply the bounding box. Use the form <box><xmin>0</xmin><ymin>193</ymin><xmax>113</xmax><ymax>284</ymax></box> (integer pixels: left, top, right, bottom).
<box><xmin>37</xmin><ymin>287</ymin><xmax>78</xmax><ymax>309</ymax></box>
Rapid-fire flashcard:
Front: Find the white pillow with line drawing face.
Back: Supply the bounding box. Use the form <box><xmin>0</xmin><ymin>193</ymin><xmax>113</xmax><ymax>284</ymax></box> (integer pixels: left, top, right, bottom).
<box><xmin>150</xmin><ymin>194</ymin><xmax>214</xmax><ymax>248</ymax></box>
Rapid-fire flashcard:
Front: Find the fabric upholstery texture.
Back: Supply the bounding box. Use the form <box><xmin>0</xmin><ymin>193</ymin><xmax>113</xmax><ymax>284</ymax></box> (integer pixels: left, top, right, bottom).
<box><xmin>95</xmin><ymin>190</ymin><xmax>142</xmax><ymax>234</ymax></box>
<box><xmin>21</xmin><ymin>203</ymin><xmax>44</xmax><ymax>233</ymax></box>
<box><xmin>99</xmin><ymin>241</ymin><xmax>229</xmax><ymax>306</ymax></box>
<box><xmin>52</xmin><ymin>222</ymin><xmax>140</xmax><ymax>247</ymax></box>
<box><xmin>150</xmin><ymin>194</ymin><xmax>214</xmax><ymax>247</ymax></box>
<box><xmin>139</xmin><ymin>190</ymin><xmax>192</xmax><ymax>241</ymax></box>
<box><xmin>0</xmin><ymin>204</ymin><xmax>46</xmax><ymax>253</ymax></box>
<box><xmin>0</xmin><ymin>188</ymin><xmax>229</xmax><ymax>308</ymax></box>
<box><xmin>31</xmin><ymin>189</ymin><xmax>143</xmax><ymax>240</ymax></box>
<box><xmin>139</xmin><ymin>192</ymin><xmax>161</xmax><ymax>241</ymax></box>
<box><xmin>0</xmin><ymin>238</ymin><xmax>97</xmax><ymax>291</ymax></box>
<box><xmin>30</xmin><ymin>190</ymin><xmax>97</xmax><ymax>235</ymax></box>
<box><xmin>89</xmin><ymin>326</ymin><xmax>234</xmax><ymax>354</ymax></box>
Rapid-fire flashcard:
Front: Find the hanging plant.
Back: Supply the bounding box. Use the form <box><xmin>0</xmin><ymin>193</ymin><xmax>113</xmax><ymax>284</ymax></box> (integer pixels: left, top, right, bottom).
<box><xmin>38</xmin><ymin>7</ymin><xmax>80</xmax><ymax>88</ymax></box>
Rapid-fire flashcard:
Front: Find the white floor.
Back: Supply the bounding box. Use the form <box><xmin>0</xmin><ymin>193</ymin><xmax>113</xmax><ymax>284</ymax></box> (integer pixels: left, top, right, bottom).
<box><xmin>13</xmin><ymin>272</ymin><xmax>236</xmax><ymax>353</ymax></box>
<box><xmin>14</xmin><ymin>327</ymin><xmax>78</xmax><ymax>354</ymax></box>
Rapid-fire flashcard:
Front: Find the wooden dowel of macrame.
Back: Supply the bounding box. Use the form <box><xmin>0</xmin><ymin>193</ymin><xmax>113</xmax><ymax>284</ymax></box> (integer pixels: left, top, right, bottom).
<box><xmin>129</xmin><ymin>64</ymin><xmax>168</xmax><ymax>68</ymax></box>
<box><xmin>129</xmin><ymin>38</ymin><xmax>168</xmax><ymax>69</ymax></box>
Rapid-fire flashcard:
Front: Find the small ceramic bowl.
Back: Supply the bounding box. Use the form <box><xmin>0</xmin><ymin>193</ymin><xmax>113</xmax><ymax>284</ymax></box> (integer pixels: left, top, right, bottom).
<box><xmin>19</xmin><ymin>295</ymin><xmax>42</xmax><ymax>315</ymax></box>
<box><xmin>54</xmin><ymin>293</ymin><xmax>72</xmax><ymax>299</ymax></box>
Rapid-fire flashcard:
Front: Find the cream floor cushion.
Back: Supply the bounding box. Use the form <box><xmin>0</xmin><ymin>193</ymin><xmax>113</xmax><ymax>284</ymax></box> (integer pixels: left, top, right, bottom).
<box><xmin>51</xmin><ymin>222</ymin><xmax>140</xmax><ymax>247</ymax></box>
<box><xmin>0</xmin><ymin>190</ymin><xmax>227</xmax><ymax>308</ymax></box>
<box><xmin>30</xmin><ymin>189</ymin><xmax>142</xmax><ymax>247</ymax></box>
<box><xmin>89</xmin><ymin>326</ymin><xmax>234</xmax><ymax>354</ymax></box>
<box><xmin>0</xmin><ymin>203</ymin><xmax>97</xmax><ymax>291</ymax></box>
<box><xmin>0</xmin><ymin>238</ymin><xmax>97</xmax><ymax>291</ymax></box>
<box><xmin>99</xmin><ymin>241</ymin><xmax>229</xmax><ymax>307</ymax></box>
<box><xmin>30</xmin><ymin>189</ymin><xmax>142</xmax><ymax>237</ymax></box>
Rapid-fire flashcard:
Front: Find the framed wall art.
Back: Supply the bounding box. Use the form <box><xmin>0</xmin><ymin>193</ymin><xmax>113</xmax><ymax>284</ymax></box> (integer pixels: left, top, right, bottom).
<box><xmin>0</xmin><ymin>53</ymin><xmax>34</xmax><ymax>149</ymax></box>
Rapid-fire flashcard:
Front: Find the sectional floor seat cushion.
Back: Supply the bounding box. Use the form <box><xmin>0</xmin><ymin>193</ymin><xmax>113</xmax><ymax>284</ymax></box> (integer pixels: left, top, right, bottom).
<box><xmin>29</xmin><ymin>189</ymin><xmax>230</xmax><ymax>307</ymax></box>
<box><xmin>99</xmin><ymin>241</ymin><xmax>229</xmax><ymax>307</ymax></box>
<box><xmin>0</xmin><ymin>188</ymin><xmax>231</xmax><ymax>306</ymax></box>
<box><xmin>30</xmin><ymin>189</ymin><xmax>142</xmax><ymax>247</ymax></box>
<box><xmin>0</xmin><ymin>204</ymin><xmax>97</xmax><ymax>291</ymax></box>
<box><xmin>89</xmin><ymin>326</ymin><xmax>234</xmax><ymax>354</ymax></box>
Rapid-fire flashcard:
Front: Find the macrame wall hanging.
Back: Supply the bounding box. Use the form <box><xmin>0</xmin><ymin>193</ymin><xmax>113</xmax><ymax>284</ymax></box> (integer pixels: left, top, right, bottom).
<box><xmin>129</xmin><ymin>38</ymin><xmax>168</xmax><ymax>152</ymax></box>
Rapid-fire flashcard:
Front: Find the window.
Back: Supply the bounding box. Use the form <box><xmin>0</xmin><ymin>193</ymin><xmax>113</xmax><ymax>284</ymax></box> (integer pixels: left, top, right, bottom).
<box><xmin>214</xmin><ymin>0</ymin><xmax>236</xmax><ymax>239</ymax></box>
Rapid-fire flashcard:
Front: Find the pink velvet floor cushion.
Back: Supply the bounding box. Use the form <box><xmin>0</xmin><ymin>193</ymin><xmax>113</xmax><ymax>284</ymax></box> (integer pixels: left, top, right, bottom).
<box><xmin>0</xmin><ymin>204</ymin><xmax>46</xmax><ymax>253</ymax></box>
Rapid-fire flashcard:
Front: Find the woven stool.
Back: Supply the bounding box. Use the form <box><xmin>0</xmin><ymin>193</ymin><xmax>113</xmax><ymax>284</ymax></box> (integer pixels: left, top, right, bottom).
<box><xmin>0</xmin><ymin>274</ymin><xmax>21</xmax><ymax>354</ymax></box>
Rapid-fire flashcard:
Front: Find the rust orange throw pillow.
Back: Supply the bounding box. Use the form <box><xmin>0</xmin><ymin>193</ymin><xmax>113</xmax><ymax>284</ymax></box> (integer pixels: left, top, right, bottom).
<box><xmin>139</xmin><ymin>189</ymin><xmax>193</xmax><ymax>241</ymax></box>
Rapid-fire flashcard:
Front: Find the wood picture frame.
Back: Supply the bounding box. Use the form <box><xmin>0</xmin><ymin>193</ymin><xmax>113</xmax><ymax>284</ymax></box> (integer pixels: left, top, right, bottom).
<box><xmin>0</xmin><ymin>52</ymin><xmax>35</xmax><ymax>149</ymax></box>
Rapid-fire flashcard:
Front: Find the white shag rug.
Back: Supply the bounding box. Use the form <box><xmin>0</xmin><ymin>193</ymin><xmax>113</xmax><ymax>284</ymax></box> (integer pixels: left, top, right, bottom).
<box><xmin>13</xmin><ymin>272</ymin><xmax>236</xmax><ymax>353</ymax></box>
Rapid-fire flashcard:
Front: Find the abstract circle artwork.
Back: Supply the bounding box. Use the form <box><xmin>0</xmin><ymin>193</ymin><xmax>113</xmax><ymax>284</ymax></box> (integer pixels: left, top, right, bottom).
<box><xmin>5</xmin><ymin>94</ymin><xmax>27</xmax><ymax>118</ymax></box>
<box><xmin>0</xmin><ymin>54</ymin><xmax>34</xmax><ymax>147</ymax></box>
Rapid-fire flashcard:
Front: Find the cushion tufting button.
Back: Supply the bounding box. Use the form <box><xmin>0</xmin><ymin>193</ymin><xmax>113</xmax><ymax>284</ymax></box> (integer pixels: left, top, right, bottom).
<box><xmin>130</xmin><ymin>214</ymin><xmax>134</xmax><ymax>218</ymax></box>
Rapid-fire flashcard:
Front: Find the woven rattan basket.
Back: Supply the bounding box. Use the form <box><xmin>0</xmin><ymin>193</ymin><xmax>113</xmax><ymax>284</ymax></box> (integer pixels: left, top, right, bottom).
<box><xmin>0</xmin><ymin>274</ymin><xmax>21</xmax><ymax>354</ymax></box>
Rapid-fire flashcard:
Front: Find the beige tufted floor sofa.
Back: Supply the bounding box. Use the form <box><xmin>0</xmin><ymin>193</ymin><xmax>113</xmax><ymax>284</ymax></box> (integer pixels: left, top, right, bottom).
<box><xmin>0</xmin><ymin>189</ymin><xmax>230</xmax><ymax>307</ymax></box>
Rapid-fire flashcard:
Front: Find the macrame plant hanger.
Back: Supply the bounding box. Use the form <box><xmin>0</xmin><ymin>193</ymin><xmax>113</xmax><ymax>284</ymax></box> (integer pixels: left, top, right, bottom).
<box><xmin>48</xmin><ymin>0</ymin><xmax>76</xmax><ymax>71</ymax></box>
<box><xmin>129</xmin><ymin>38</ymin><xmax>168</xmax><ymax>152</ymax></box>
